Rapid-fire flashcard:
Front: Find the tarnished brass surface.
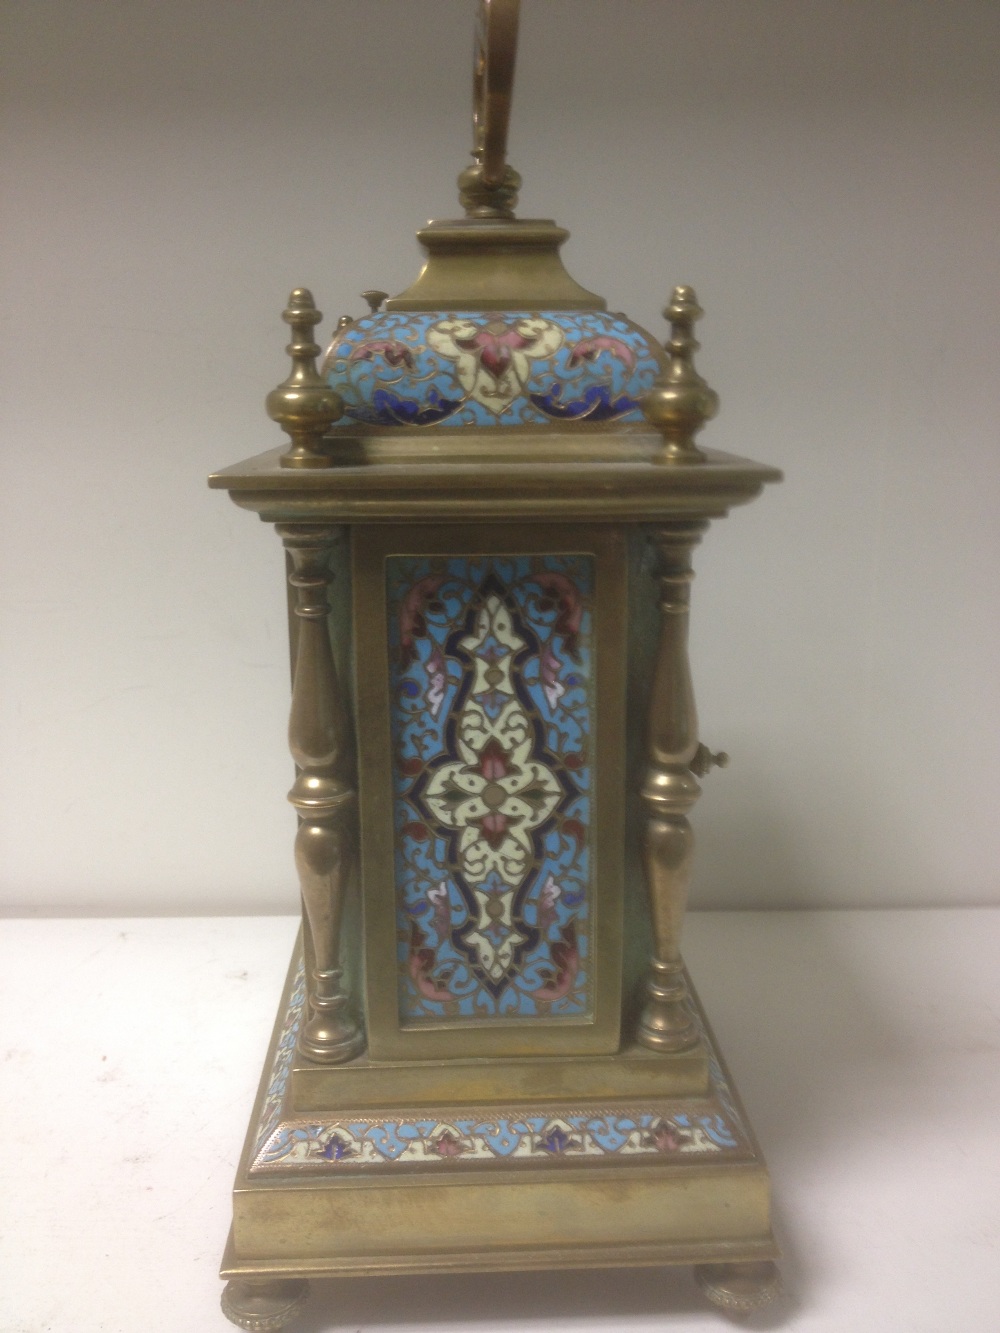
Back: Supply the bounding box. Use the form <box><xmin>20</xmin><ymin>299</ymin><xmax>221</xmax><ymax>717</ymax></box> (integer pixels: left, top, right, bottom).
<box><xmin>210</xmin><ymin>445</ymin><xmax>781</xmax><ymax>524</ymax></box>
<box><xmin>351</xmin><ymin>523</ymin><xmax>626</xmax><ymax>1060</ymax></box>
<box><xmin>637</xmin><ymin>524</ymin><xmax>707</xmax><ymax>1052</ymax></box>
<box><xmin>265</xmin><ymin>290</ymin><xmax>344</xmax><ymax>470</ymax></box>
<box><xmin>279</xmin><ymin>525</ymin><xmax>364</xmax><ymax>1064</ymax></box>
<box><xmin>289</xmin><ymin>1041</ymin><xmax>710</xmax><ymax>1113</ymax></box>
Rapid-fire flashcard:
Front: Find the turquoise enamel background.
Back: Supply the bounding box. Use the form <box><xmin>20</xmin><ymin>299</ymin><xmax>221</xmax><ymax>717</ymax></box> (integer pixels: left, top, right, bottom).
<box><xmin>324</xmin><ymin>310</ymin><xmax>663</xmax><ymax>428</ymax></box>
<box><xmin>386</xmin><ymin>554</ymin><xmax>595</xmax><ymax>1023</ymax></box>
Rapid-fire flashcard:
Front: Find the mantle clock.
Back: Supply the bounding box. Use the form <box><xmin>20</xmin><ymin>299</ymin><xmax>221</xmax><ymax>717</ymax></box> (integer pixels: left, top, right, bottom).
<box><xmin>210</xmin><ymin>3</ymin><xmax>783</xmax><ymax>1326</ymax></box>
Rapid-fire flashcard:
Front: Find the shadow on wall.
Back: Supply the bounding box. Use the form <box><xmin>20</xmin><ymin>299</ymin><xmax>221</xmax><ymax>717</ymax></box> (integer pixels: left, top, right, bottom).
<box><xmin>688</xmin><ymin>748</ymin><xmax>914</xmax><ymax>910</ymax></box>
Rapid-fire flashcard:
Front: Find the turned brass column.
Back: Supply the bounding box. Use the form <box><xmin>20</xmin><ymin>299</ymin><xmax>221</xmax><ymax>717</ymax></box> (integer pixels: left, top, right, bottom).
<box><xmin>636</xmin><ymin>523</ymin><xmax>706</xmax><ymax>1051</ymax></box>
<box><xmin>279</xmin><ymin>524</ymin><xmax>364</xmax><ymax>1064</ymax></box>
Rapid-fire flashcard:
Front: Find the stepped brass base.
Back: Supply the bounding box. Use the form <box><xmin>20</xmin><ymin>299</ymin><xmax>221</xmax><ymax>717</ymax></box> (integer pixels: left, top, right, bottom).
<box><xmin>221</xmin><ymin>942</ymin><xmax>779</xmax><ymax>1327</ymax></box>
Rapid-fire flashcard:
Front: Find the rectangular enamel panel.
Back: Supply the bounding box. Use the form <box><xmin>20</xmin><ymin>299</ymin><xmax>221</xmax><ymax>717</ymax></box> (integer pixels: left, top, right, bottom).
<box><xmin>387</xmin><ymin>551</ymin><xmax>594</xmax><ymax>1023</ymax></box>
<box><xmin>354</xmin><ymin>525</ymin><xmax>625</xmax><ymax>1060</ymax></box>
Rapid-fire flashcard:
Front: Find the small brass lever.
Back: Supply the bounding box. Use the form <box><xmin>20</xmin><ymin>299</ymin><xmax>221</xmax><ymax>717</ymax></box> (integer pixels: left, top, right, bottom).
<box><xmin>690</xmin><ymin>744</ymin><xmax>729</xmax><ymax>777</ymax></box>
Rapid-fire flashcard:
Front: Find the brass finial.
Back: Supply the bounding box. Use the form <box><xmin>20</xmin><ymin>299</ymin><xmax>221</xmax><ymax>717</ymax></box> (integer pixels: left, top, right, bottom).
<box><xmin>266</xmin><ymin>289</ymin><xmax>344</xmax><ymax>469</ymax></box>
<box><xmin>642</xmin><ymin>286</ymin><xmax>719</xmax><ymax>463</ymax></box>
<box><xmin>361</xmin><ymin>290</ymin><xmax>388</xmax><ymax>315</ymax></box>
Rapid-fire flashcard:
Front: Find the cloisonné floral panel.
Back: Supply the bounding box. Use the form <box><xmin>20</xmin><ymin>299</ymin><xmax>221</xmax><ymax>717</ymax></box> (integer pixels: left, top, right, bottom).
<box><xmin>322</xmin><ymin>310</ymin><xmax>663</xmax><ymax>428</ymax></box>
<box><xmin>354</xmin><ymin>525</ymin><xmax>625</xmax><ymax>1059</ymax></box>
<box><xmin>387</xmin><ymin>554</ymin><xmax>594</xmax><ymax>1024</ymax></box>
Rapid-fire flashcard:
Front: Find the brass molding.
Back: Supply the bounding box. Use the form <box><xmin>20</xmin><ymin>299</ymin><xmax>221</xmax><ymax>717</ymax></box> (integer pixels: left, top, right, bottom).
<box><xmin>210</xmin><ymin>445</ymin><xmax>782</xmax><ymax>525</ymax></box>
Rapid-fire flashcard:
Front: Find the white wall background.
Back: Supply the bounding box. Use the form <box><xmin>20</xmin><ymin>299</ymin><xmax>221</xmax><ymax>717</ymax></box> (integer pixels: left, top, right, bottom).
<box><xmin>2</xmin><ymin>0</ymin><xmax>998</xmax><ymax>915</ymax></box>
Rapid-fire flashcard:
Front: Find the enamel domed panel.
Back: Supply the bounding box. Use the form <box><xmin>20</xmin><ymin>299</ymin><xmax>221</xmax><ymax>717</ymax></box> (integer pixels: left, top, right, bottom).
<box><xmin>323</xmin><ymin>309</ymin><xmax>664</xmax><ymax>428</ymax></box>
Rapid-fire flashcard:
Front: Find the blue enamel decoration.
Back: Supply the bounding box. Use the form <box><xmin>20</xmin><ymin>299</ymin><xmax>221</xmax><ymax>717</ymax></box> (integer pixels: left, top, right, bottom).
<box><xmin>386</xmin><ymin>554</ymin><xmax>595</xmax><ymax>1023</ymax></box>
<box><xmin>323</xmin><ymin>309</ymin><xmax>663</xmax><ymax>428</ymax></box>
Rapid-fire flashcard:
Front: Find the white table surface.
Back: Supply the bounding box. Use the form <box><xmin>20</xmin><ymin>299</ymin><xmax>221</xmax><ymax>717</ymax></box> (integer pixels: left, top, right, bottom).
<box><xmin>3</xmin><ymin>909</ymin><xmax>998</xmax><ymax>1332</ymax></box>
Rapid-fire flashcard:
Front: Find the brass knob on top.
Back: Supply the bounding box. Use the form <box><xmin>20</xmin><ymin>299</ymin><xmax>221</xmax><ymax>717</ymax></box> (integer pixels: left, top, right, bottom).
<box><xmin>360</xmin><ymin>290</ymin><xmax>388</xmax><ymax>315</ymax></box>
<box><xmin>266</xmin><ymin>288</ymin><xmax>344</xmax><ymax>469</ymax></box>
<box><xmin>642</xmin><ymin>286</ymin><xmax>719</xmax><ymax>463</ymax></box>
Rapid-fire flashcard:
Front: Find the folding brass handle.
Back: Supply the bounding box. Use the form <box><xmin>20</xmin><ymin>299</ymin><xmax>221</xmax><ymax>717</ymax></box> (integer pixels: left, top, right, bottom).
<box><xmin>472</xmin><ymin>0</ymin><xmax>520</xmax><ymax>186</ymax></box>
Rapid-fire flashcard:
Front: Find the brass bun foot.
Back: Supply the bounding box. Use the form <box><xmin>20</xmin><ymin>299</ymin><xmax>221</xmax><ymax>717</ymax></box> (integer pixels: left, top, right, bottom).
<box><xmin>694</xmin><ymin>1261</ymin><xmax>782</xmax><ymax>1315</ymax></box>
<box><xmin>221</xmin><ymin>1279</ymin><xmax>309</xmax><ymax>1332</ymax></box>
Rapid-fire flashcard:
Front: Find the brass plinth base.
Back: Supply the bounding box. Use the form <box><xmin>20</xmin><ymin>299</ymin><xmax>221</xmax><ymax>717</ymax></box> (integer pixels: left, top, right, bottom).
<box><xmin>221</xmin><ymin>943</ymin><xmax>778</xmax><ymax>1324</ymax></box>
